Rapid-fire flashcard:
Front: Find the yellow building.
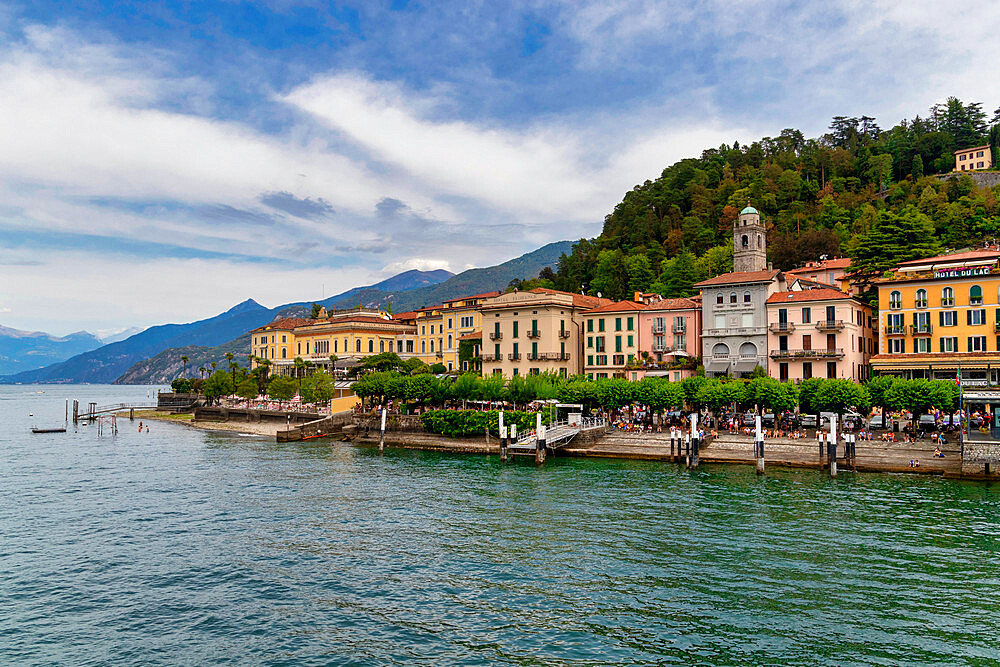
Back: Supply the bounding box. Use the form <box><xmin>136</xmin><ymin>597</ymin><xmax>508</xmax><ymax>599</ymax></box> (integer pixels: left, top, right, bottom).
<box><xmin>250</xmin><ymin>307</ymin><xmax>418</xmax><ymax>376</ymax></box>
<box><xmin>439</xmin><ymin>291</ymin><xmax>499</xmax><ymax>372</ymax></box>
<box><xmin>394</xmin><ymin>307</ymin><xmax>443</xmax><ymax>365</ymax></box>
<box><xmin>582</xmin><ymin>301</ymin><xmax>645</xmax><ymax>379</ymax></box>
<box><xmin>871</xmin><ymin>249</ymin><xmax>1000</xmax><ymax>383</ymax></box>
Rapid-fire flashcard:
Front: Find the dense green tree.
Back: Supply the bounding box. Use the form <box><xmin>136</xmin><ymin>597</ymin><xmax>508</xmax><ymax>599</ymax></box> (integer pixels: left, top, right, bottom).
<box><xmin>266</xmin><ymin>376</ymin><xmax>297</xmax><ymax>405</ymax></box>
<box><xmin>203</xmin><ymin>370</ymin><xmax>234</xmax><ymax>404</ymax></box>
<box><xmin>235</xmin><ymin>377</ymin><xmax>258</xmax><ymax>402</ymax></box>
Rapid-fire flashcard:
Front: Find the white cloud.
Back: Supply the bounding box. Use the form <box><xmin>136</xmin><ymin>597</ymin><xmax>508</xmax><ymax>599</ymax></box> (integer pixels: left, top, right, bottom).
<box><xmin>381</xmin><ymin>257</ymin><xmax>453</xmax><ymax>274</ymax></box>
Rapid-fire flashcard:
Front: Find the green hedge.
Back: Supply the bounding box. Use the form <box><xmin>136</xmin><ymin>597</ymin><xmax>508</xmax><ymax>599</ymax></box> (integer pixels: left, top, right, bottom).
<box><xmin>420</xmin><ymin>409</ymin><xmax>550</xmax><ymax>438</ymax></box>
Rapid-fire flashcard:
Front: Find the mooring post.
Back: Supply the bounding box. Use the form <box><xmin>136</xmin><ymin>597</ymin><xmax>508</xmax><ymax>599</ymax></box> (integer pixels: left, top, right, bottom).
<box><xmin>500</xmin><ymin>426</ymin><xmax>508</xmax><ymax>462</ymax></box>
<box><xmin>670</xmin><ymin>427</ymin><xmax>676</xmax><ymax>461</ymax></box>
<box><xmin>72</xmin><ymin>400</ymin><xmax>78</xmax><ymax>425</ymax></box>
<box><xmin>690</xmin><ymin>413</ymin><xmax>700</xmax><ymax>468</ymax></box>
<box><xmin>755</xmin><ymin>414</ymin><xmax>765</xmax><ymax>475</ymax></box>
<box><xmin>378</xmin><ymin>407</ymin><xmax>387</xmax><ymax>454</ymax></box>
<box><xmin>129</xmin><ymin>408</ymin><xmax>134</xmax><ymax>421</ymax></box>
<box><xmin>536</xmin><ymin>425</ymin><xmax>546</xmax><ymax>465</ymax></box>
<box><xmin>511</xmin><ymin>423</ymin><xmax>517</xmax><ymax>452</ymax></box>
<box><xmin>829</xmin><ymin>414</ymin><xmax>838</xmax><ymax>478</ymax></box>
<box><xmin>684</xmin><ymin>432</ymin><xmax>691</xmax><ymax>468</ymax></box>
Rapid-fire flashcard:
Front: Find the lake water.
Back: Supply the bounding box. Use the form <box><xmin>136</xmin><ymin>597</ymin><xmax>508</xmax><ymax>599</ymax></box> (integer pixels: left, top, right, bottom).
<box><xmin>2</xmin><ymin>385</ymin><xmax>999</xmax><ymax>665</ymax></box>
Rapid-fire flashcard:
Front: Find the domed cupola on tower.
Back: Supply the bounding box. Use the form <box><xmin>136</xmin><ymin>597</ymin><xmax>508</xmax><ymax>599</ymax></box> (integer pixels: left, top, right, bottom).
<box><xmin>734</xmin><ymin>202</ymin><xmax>767</xmax><ymax>273</ymax></box>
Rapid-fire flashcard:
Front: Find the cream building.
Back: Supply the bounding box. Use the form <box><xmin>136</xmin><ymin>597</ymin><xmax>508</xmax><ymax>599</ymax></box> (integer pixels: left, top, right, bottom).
<box><xmin>582</xmin><ymin>301</ymin><xmax>645</xmax><ymax>379</ymax></box>
<box><xmin>480</xmin><ymin>288</ymin><xmax>610</xmax><ymax>377</ymax></box>
<box><xmin>954</xmin><ymin>145</ymin><xmax>993</xmax><ymax>172</ymax></box>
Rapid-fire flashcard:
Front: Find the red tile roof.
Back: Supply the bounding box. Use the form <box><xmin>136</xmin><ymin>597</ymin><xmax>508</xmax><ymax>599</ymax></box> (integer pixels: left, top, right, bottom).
<box><xmin>252</xmin><ymin>317</ymin><xmax>313</xmax><ymax>332</ymax></box>
<box><xmin>693</xmin><ymin>270</ymin><xmax>781</xmax><ymax>287</ymax></box>
<box><xmin>459</xmin><ymin>332</ymin><xmax>482</xmax><ymax>340</ymax></box>
<box><xmin>443</xmin><ymin>290</ymin><xmax>502</xmax><ymax>303</ymax></box>
<box><xmin>896</xmin><ymin>249</ymin><xmax>1000</xmax><ymax>266</ymax></box>
<box><xmin>528</xmin><ymin>287</ymin><xmax>612</xmax><ymax>309</ymax></box>
<box><xmin>392</xmin><ymin>311</ymin><xmax>420</xmax><ymax>321</ymax></box>
<box><xmin>643</xmin><ymin>297</ymin><xmax>700</xmax><ymax>311</ymax></box>
<box><xmin>786</xmin><ymin>257</ymin><xmax>852</xmax><ymax>274</ymax></box>
<box><xmin>582</xmin><ymin>300</ymin><xmax>647</xmax><ymax>314</ymax></box>
<box><xmin>766</xmin><ymin>288</ymin><xmax>854</xmax><ymax>304</ymax></box>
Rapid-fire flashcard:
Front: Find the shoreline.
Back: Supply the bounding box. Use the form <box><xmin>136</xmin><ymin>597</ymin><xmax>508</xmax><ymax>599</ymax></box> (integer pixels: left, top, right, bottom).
<box><xmin>139</xmin><ymin>410</ymin><xmax>976</xmax><ymax>477</ymax></box>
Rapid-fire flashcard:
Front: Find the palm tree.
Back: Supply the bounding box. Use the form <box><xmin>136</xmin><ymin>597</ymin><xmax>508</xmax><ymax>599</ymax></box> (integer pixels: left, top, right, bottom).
<box><xmin>293</xmin><ymin>357</ymin><xmax>307</xmax><ymax>392</ymax></box>
<box><xmin>329</xmin><ymin>354</ymin><xmax>338</xmax><ymax>374</ymax></box>
<box><xmin>210</xmin><ymin>361</ymin><xmax>217</xmax><ymax>372</ymax></box>
<box><xmin>181</xmin><ymin>355</ymin><xmax>189</xmax><ymax>378</ymax></box>
<box><xmin>198</xmin><ymin>366</ymin><xmax>206</xmax><ymax>379</ymax></box>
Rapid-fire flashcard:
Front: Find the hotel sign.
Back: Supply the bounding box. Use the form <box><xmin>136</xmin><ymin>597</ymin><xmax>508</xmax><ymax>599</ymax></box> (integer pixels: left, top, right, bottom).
<box><xmin>934</xmin><ymin>266</ymin><xmax>991</xmax><ymax>279</ymax></box>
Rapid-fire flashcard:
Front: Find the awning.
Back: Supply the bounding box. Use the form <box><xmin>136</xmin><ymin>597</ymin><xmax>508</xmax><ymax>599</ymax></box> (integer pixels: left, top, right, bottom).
<box><xmin>706</xmin><ymin>359</ymin><xmax>730</xmax><ymax>372</ymax></box>
<box><xmin>734</xmin><ymin>358</ymin><xmax>761</xmax><ymax>371</ymax></box>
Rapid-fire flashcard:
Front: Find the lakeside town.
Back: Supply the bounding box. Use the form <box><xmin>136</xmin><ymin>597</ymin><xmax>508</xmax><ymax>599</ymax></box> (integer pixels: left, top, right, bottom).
<box><xmin>145</xmin><ymin>193</ymin><xmax>1000</xmax><ymax>479</ymax></box>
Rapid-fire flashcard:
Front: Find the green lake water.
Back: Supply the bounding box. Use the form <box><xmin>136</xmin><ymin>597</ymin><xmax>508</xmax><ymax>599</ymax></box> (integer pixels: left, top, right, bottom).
<box><xmin>2</xmin><ymin>386</ymin><xmax>999</xmax><ymax>665</ymax></box>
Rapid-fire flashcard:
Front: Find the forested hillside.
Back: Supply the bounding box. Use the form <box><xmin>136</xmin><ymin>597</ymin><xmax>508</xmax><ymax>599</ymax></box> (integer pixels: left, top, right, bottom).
<box><xmin>543</xmin><ymin>97</ymin><xmax>1000</xmax><ymax>302</ymax></box>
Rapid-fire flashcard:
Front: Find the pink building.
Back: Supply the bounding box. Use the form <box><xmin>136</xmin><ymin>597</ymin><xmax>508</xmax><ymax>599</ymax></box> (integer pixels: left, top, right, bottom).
<box><xmin>639</xmin><ymin>296</ymin><xmax>702</xmax><ymax>381</ymax></box>
<box><xmin>765</xmin><ymin>288</ymin><xmax>874</xmax><ymax>382</ymax></box>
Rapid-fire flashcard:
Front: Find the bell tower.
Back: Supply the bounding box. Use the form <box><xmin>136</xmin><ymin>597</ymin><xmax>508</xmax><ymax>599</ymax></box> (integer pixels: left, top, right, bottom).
<box><xmin>734</xmin><ymin>202</ymin><xmax>767</xmax><ymax>273</ymax></box>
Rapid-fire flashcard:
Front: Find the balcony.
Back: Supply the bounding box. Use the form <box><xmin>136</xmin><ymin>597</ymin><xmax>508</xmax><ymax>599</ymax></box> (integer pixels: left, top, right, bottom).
<box><xmin>910</xmin><ymin>323</ymin><xmax>933</xmax><ymax>335</ymax></box>
<box><xmin>435</xmin><ymin>351</ymin><xmax>443</xmax><ymax>359</ymax></box>
<box><xmin>558</xmin><ymin>330</ymin><xmax>571</xmax><ymax>339</ymax></box>
<box><xmin>770</xmin><ymin>348</ymin><xmax>845</xmax><ymax>360</ymax></box>
<box><xmin>507</xmin><ymin>353</ymin><xmax>521</xmax><ymax>361</ymax></box>
<box><xmin>526</xmin><ymin>329</ymin><xmax>541</xmax><ymax>339</ymax></box>
<box><xmin>769</xmin><ymin>322</ymin><xmax>795</xmax><ymax>333</ymax></box>
<box><xmin>481</xmin><ymin>354</ymin><xmax>501</xmax><ymax>362</ymax></box>
<box><xmin>815</xmin><ymin>320</ymin><xmax>844</xmax><ymax>331</ymax></box>
<box><xmin>651</xmin><ymin>324</ymin><xmax>666</xmax><ymax>334</ymax></box>
<box><xmin>488</xmin><ymin>332</ymin><xmax>502</xmax><ymax>341</ymax></box>
<box><xmin>883</xmin><ymin>325</ymin><xmax>906</xmax><ymax>336</ymax></box>
<box><xmin>672</xmin><ymin>323</ymin><xmax>687</xmax><ymax>333</ymax></box>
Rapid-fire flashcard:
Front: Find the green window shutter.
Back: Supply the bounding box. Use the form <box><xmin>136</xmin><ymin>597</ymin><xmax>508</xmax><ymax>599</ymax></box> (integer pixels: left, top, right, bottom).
<box><xmin>513</xmin><ymin>342</ymin><xmax>518</xmax><ymax>355</ymax></box>
<box><xmin>627</xmin><ymin>317</ymin><xmax>633</xmax><ymax>331</ymax></box>
<box><xmin>939</xmin><ymin>337</ymin><xmax>944</xmax><ymax>352</ymax></box>
<box><xmin>495</xmin><ymin>343</ymin><xmax>500</xmax><ymax>357</ymax></box>
<box><xmin>967</xmin><ymin>310</ymin><xmax>972</xmax><ymax>325</ymax></box>
<box><xmin>912</xmin><ymin>312</ymin><xmax>917</xmax><ymax>327</ymax></box>
<box><xmin>939</xmin><ymin>311</ymin><xmax>944</xmax><ymax>326</ymax></box>
<box><xmin>967</xmin><ymin>336</ymin><xmax>972</xmax><ymax>351</ymax></box>
<box><xmin>513</xmin><ymin>321</ymin><xmax>518</xmax><ymax>338</ymax></box>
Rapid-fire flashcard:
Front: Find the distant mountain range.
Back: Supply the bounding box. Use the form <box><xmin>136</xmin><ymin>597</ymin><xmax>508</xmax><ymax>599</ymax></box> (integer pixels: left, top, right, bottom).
<box><xmin>0</xmin><ymin>326</ymin><xmax>104</xmax><ymax>376</ymax></box>
<box><xmin>2</xmin><ymin>242</ymin><xmax>569</xmax><ymax>384</ymax></box>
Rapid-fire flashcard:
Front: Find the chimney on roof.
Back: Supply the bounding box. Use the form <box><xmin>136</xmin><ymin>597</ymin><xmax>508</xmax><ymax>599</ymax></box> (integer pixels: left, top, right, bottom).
<box><xmin>767</xmin><ymin>262</ymin><xmax>773</xmax><ymax>271</ymax></box>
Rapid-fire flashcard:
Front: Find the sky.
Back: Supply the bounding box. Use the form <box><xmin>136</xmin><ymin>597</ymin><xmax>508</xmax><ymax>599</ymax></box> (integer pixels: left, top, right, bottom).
<box><xmin>1</xmin><ymin>0</ymin><xmax>998</xmax><ymax>336</ymax></box>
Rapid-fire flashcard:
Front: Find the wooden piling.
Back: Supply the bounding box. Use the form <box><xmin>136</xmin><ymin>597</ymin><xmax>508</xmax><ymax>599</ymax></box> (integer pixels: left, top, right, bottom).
<box><xmin>755</xmin><ymin>414</ymin><xmax>764</xmax><ymax>475</ymax></box>
<box><xmin>690</xmin><ymin>413</ymin><xmax>700</xmax><ymax>469</ymax></box>
<box><xmin>536</xmin><ymin>425</ymin><xmax>546</xmax><ymax>465</ymax></box>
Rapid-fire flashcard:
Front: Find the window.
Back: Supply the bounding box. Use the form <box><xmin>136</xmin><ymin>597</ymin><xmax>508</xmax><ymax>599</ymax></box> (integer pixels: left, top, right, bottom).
<box><xmin>587</xmin><ymin>319</ymin><xmax>593</xmax><ymax>333</ymax></box>
<box><xmin>730</xmin><ymin>292</ymin><xmax>737</xmax><ymax>304</ymax></box>
<box><xmin>430</xmin><ymin>325</ymin><xmax>435</xmax><ymax>334</ymax></box>
<box><xmin>615</xmin><ymin>335</ymin><xmax>622</xmax><ymax>353</ymax></box>
<box><xmin>512</xmin><ymin>321</ymin><xmax>519</xmax><ymax>338</ymax></box>
<box><xmin>369</xmin><ymin>339</ymin><xmax>374</xmax><ymax>353</ymax></box>
<box><xmin>801</xmin><ymin>307</ymin><xmax>811</xmax><ymax>323</ymax></box>
<box><xmin>596</xmin><ymin>336</ymin><xmax>606</xmax><ymax>352</ymax></box>
<box><xmin>827</xmin><ymin>362</ymin><xmax>837</xmax><ymax>379</ymax></box>
<box><xmin>615</xmin><ymin>317</ymin><xmax>622</xmax><ymax>332</ymax></box>
<box><xmin>430</xmin><ymin>339</ymin><xmax>434</xmax><ymax>352</ymax></box>
<box><xmin>596</xmin><ymin>355</ymin><xmax>608</xmax><ymax>365</ymax></box>
<box><xmin>915</xmin><ymin>338</ymin><xmax>931</xmax><ymax>353</ymax></box>
<box><xmin>802</xmin><ymin>334</ymin><xmax>812</xmax><ymax>350</ymax></box>
<box><xmin>741</xmin><ymin>313</ymin><xmax>753</xmax><ymax>328</ymax></box>
<box><xmin>281</xmin><ymin>348</ymin><xmax>287</xmax><ymax>358</ymax></box>
<box><xmin>914</xmin><ymin>312</ymin><xmax>931</xmax><ymax>333</ymax></box>
<box><xmin>714</xmin><ymin>314</ymin><xmax>725</xmax><ymax>329</ymax></box>
<box><xmin>802</xmin><ymin>362</ymin><xmax>812</xmax><ymax>379</ymax></box>
<box><xmin>889</xmin><ymin>291</ymin><xmax>902</xmax><ymax>309</ymax></box>
<box><xmin>915</xmin><ymin>289</ymin><xmax>928</xmax><ymax>308</ymax></box>
<box><xmin>743</xmin><ymin>291</ymin><xmax>751</xmax><ymax>303</ymax></box>
<box><xmin>447</xmin><ymin>334</ymin><xmax>452</xmax><ymax>348</ymax></box>
<box><xmin>942</xmin><ymin>287</ymin><xmax>954</xmax><ymax>307</ymax></box>
<box><xmin>742</xmin><ymin>234</ymin><xmax>749</xmax><ymax>248</ymax></box>
<box><xmin>587</xmin><ymin>355</ymin><xmax>594</xmax><ymax>366</ymax></box>
<box><xmin>587</xmin><ymin>336</ymin><xmax>593</xmax><ymax>348</ymax></box>
<box><xmin>421</xmin><ymin>325</ymin><xmax>426</xmax><ymax>335</ymax></box>
<box><xmin>447</xmin><ymin>318</ymin><xmax>453</xmax><ymax>329</ymax></box>
<box><xmin>968</xmin><ymin>309</ymin><xmax>986</xmax><ymax>326</ymax></box>
<box><xmin>494</xmin><ymin>343</ymin><xmax>500</xmax><ymax>359</ymax></box>
<box><xmin>971</xmin><ymin>285</ymin><xmax>984</xmax><ymax>305</ymax></box>
<box><xmin>889</xmin><ymin>338</ymin><xmax>905</xmax><ymax>354</ymax></box>
<box><xmin>739</xmin><ymin>342</ymin><xmax>757</xmax><ymax>357</ymax></box>
<box><xmin>716</xmin><ymin>293</ymin><xmax>724</xmax><ymax>305</ymax></box>
<box><xmin>627</xmin><ymin>335</ymin><xmax>633</xmax><ymax>347</ymax></box>
<box><xmin>613</xmin><ymin>354</ymin><xmax>625</xmax><ymax>365</ymax></box>
<box><xmin>941</xmin><ymin>337</ymin><xmax>958</xmax><ymax>352</ymax></box>
<box><xmin>779</xmin><ymin>363</ymin><xmax>788</xmax><ymax>381</ymax></box>
<box><xmin>887</xmin><ymin>313</ymin><xmax>904</xmax><ymax>333</ymax></box>
<box><xmin>531</xmin><ymin>342</ymin><xmax>538</xmax><ymax>359</ymax></box>
<box><xmin>969</xmin><ymin>336</ymin><xmax>988</xmax><ymax>352</ymax></box>
<box><xmin>460</xmin><ymin>315</ymin><xmax>474</xmax><ymax>328</ymax></box>
<box><xmin>673</xmin><ymin>316</ymin><xmax>685</xmax><ymax>332</ymax></box>
<box><xmin>421</xmin><ymin>341</ymin><xmax>426</xmax><ymax>354</ymax></box>
<box><xmin>941</xmin><ymin>311</ymin><xmax>957</xmax><ymax>327</ymax></box>
<box><xmin>407</xmin><ymin>341</ymin><xmax>414</xmax><ymax>353</ymax></box>
<box><xmin>627</xmin><ymin>317</ymin><xmax>634</xmax><ymax>331</ymax></box>
<box><xmin>598</xmin><ymin>319</ymin><xmax>605</xmax><ymax>332</ymax></box>
<box><xmin>357</xmin><ymin>339</ymin><xmax>362</xmax><ymax>353</ymax></box>
<box><xmin>712</xmin><ymin>343</ymin><xmax>730</xmax><ymax>357</ymax></box>
<box><xmin>673</xmin><ymin>333</ymin><xmax>686</xmax><ymax>350</ymax></box>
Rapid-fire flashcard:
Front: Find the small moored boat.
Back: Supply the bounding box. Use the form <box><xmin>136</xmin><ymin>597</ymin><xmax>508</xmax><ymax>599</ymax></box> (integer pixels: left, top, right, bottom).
<box><xmin>31</xmin><ymin>427</ymin><xmax>67</xmax><ymax>434</ymax></box>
